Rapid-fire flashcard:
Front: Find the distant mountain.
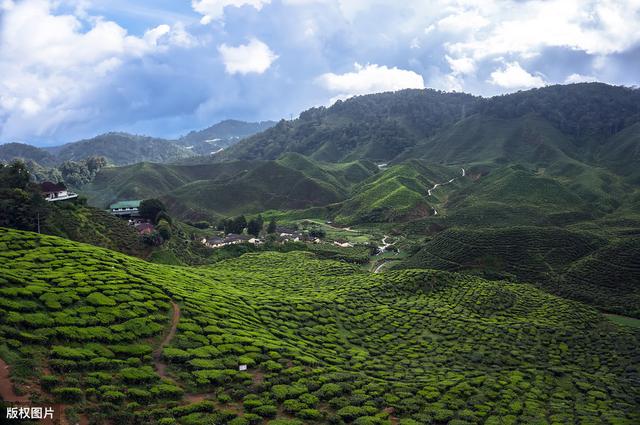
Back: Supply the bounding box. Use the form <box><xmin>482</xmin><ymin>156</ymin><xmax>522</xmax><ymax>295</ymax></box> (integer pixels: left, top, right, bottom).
<box><xmin>50</xmin><ymin>132</ymin><xmax>195</xmax><ymax>166</ymax></box>
<box><xmin>0</xmin><ymin>120</ymin><xmax>276</xmax><ymax>168</ymax></box>
<box><xmin>0</xmin><ymin>142</ymin><xmax>57</xmax><ymax>166</ymax></box>
<box><xmin>176</xmin><ymin>119</ymin><xmax>276</xmax><ymax>155</ymax></box>
<box><xmin>218</xmin><ymin>90</ymin><xmax>477</xmax><ymax>163</ymax></box>
<box><xmin>220</xmin><ymin>84</ymin><xmax>640</xmax><ymax>176</ymax></box>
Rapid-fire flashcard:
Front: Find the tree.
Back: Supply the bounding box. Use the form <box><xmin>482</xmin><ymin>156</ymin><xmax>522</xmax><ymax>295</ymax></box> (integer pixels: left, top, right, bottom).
<box><xmin>227</xmin><ymin>215</ymin><xmax>247</xmax><ymax>234</ymax></box>
<box><xmin>156</xmin><ymin>219</ymin><xmax>172</xmax><ymax>241</ymax></box>
<box><xmin>247</xmin><ymin>215</ymin><xmax>264</xmax><ymax>237</ymax></box>
<box><xmin>139</xmin><ymin>199</ymin><xmax>167</xmax><ymax>224</ymax></box>
<box><xmin>267</xmin><ymin>217</ymin><xmax>277</xmax><ymax>234</ymax></box>
<box><xmin>309</xmin><ymin>227</ymin><xmax>326</xmax><ymax>239</ymax></box>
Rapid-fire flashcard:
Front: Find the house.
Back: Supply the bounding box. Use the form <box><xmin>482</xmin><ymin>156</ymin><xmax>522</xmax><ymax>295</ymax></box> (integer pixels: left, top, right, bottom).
<box><xmin>109</xmin><ymin>200</ymin><xmax>141</xmax><ymax>218</ymax></box>
<box><xmin>40</xmin><ymin>181</ymin><xmax>78</xmax><ymax>202</ymax></box>
<box><xmin>333</xmin><ymin>241</ymin><xmax>354</xmax><ymax>248</ymax></box>
<box><xmin>203</xmin><ymin>237</ymin><xmax>226</xmax><ymax>248</ymax></box>
<box><xmin>224</xmin><ymin>234</ymin><xmax>251</xmax><ymax>244</ymax></box>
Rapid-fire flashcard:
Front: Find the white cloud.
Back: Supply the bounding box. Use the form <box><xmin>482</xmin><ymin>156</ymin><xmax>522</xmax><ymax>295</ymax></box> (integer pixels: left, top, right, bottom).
<box><xmin>565</xmin><ymin>73</ymin><xmax>598</xmax><ymax>84</ymax></box>
<box><xmin>437</xmin><ymin>10</ymin><xmax>489</xmax><ymax>33</ymax></box>
<box><xmin>489</xmin><ymin>62</ymin><xmax>546</xmax><ymax>89</ymax></box>
<box><xmin>447</xmin><ymin>0</ymin><xmax>640</xmax><ymax>59</ymax></box>
<box><xmin>218</xmin><ymin>38</ymin><xmax>278</xmax><ymax>75</ymax></box>
<box><xmin>191</xmin><ymin>0</ymin><xmax>271</xmax><ymax>24</ymax></box>
<box><xmin>0</xmin><ymin>0</ymin><xmax>193</xmax><ymax>140</ymax></box>
<box><xmin>318</xmin><ymin>63</ymin><xmax>425</xmax><ymax>102</ymax></box>
<box><xmin>446</xmin><ymin>55</ymin><xmax>476</xmax><ymax>76</ymax></box>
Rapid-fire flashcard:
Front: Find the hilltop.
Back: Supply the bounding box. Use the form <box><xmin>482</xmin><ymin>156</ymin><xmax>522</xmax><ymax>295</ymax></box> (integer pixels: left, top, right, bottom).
<box><xmin>221</xmin><ymin>83</ymin><xmax>640</xmax><ymax>177</ymax></box>
<box><xmin>0</xmin><ymin>228</ymin><xmax>638</xmax><ymax>424</ymax></box>
<box><xmin>0</xmin><ymin>120</ymin><xmax>273</xmax><ymax>168</ymax></box>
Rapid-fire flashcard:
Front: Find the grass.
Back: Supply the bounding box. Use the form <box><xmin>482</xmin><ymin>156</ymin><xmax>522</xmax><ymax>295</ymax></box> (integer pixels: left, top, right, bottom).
<box><xmin>606</xmin><ymin>314</ymin><xmax>640</xmax><ymax>329</ymax></box>
<box><xmin>0</xmin><ymin>227</ymin><xmax>639</xmax><ymax>424</ymax></box>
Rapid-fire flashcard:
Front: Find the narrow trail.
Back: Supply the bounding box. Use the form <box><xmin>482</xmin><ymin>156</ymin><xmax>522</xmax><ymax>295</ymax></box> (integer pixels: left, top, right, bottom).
<box><xmin>374</xmin><ymin>262</ymin><xmax>389</xmax><ymax>273</ymax></box>
<box><xmin>154</xmin><ymin>301</ymin><xmax>181</xmax><ymax>380</ymax></box>
<box><xmin>428</xmin><ymin>168</ymin><xmax>466</xmax><ymax>215</ymax></box>
<box><xmin>0</xmin><ymin>357</ymin><xmax>29</xmax><ymax>403</ymax></box>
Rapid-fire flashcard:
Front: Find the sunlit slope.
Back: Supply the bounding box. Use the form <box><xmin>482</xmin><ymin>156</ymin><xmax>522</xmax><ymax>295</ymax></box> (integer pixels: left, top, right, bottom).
<box><xmin>1</xmin><ymin>228</ymin><xmax>639</xmax><ymax>424</ymax></box>
<box><xmin>335</xmin><ymin>161</ymin><xmax>462</xmax><ymax>224</ymax></box>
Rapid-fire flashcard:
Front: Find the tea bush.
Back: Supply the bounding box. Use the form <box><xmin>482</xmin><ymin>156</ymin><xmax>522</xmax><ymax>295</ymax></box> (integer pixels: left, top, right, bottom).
<box><xmin>0</xmin><ymin>228</ymin><xmax>639</xmax><ymax>424</ymax></box>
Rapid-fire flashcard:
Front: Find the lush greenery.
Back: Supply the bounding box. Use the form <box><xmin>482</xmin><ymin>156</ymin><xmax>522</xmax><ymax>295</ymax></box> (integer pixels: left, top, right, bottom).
<box><xmin>80</xmin><ymin>155</ymin><xmax>378</xmax><ymax>221</ymax></box>
<box><xmin>1</xmin><ymin>228</ymin><xmax>638</xmax><ymax>424</ymax></box>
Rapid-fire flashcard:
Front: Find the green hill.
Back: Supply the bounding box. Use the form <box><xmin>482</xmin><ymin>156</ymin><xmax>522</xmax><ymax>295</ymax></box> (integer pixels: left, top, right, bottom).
<box><xmin>0</xmin><ymin>142</ymin><xmax>57</xmax><ymax>166</ymax></box>
<box><xmin>219</xmin><ymin>89</ymin><xmax>477</xmax><ymax>163</ymax></box>
<box><xmin>220</xmin><ymin>84</ymin><xmax>640</xmax><ymax>175</ymax></box>
<box><xmin>397</xmin><ymin>226</ymin><xmax>640</xmax><ymax>317</ymax></box>
<box><xmin>396</xmin><ymin>113</ymin><xmax>579</xmax><ymax>167</ymax></box>
<box><xmin>51</xmin><ymin>133</ymin><xmax>195</xmax><ymax>166</ymax></box>
<box><xmin>80</xmin><ymin>157</ymin><xmax>378</xmax><ymax>221</ymax></box>
<box><xmin>1</xmin><ymin>228</ymin><xmax>638</xmax><ymax>424</ymax></box>
<box><xmin>335</xmin><ymin>161</ymin><xmax>460</xmax><ymax>224</ymax></box>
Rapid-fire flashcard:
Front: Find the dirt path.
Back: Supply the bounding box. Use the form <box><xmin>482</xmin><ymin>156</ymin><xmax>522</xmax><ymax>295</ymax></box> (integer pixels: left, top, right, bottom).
<box><xmin>0</xmin><ymin>357</ymin><xmax>29</xmax><ymax>403</ymax></box>
<box><xmin>153</xmin><ymin>301</ymin><xmax>181</xmax><ymax>380</ymax></box>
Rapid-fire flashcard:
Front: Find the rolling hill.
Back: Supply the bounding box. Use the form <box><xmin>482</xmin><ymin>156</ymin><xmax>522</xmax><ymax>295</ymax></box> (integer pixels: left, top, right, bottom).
<box><xmin>80</xmin><ymin>156</ymin><xmax>379</xmax><ymax>221</ymax></box>
<box><xmin>0</xmin><ymin>227</ymin><xmax>638</xmax><ymax>424</ymax></box>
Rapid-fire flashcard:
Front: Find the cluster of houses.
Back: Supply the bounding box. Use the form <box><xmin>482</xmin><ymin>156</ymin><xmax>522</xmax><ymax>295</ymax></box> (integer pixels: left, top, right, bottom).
<box><xmin>199</xmin><ymin>226</ymin><xmax>351</xmax><ymax>250</ymax></box>
<box><xmin>201</xmin><ymin>234</ymin><xmax>263</xmax><ymax>249</ymax></box>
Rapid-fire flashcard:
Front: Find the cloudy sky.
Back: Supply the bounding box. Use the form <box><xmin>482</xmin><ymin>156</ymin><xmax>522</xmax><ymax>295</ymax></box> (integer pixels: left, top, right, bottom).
<box><xmin>1</xmin><ymin>0</ymin><xmax>639</xmax><ymax>146</ymax></box>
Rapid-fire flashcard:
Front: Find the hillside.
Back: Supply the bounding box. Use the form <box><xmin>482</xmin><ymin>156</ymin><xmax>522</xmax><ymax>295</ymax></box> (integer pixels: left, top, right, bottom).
<box><xmin>397</xmin><ymin>226</ymin><xmax>640</xmax><ymax>317</ymax></box>
<box><xmin>335</xmin><ymin>161</ymin><xmax>461</xmax><ymax>224</ymax></box>
<box><xmin>1</xmin><ymin>228</ymin><xmax>638</xmax><ymax>424</ymax></box>
<box><xmin>219</xmin><ymin>89</ymin><xmax>477</xmax><ymax>163</ymax></box>
<box><xmin>0</xmin><ymin>142</ymin><xmax>57</xmax><ymax>166</ymax></box>
<box><xmin>219</xmin><ymin>84</ymin><xmax>640</xmax><ymax>175</ymax></box>
<box><xmin>176</xmin><ymin>120</ymin><xmax>276</xmax><ymax>156</ymax></box>
<box><xmin>49</xmin><ymin>133</ymin><xmax>195</xmax><ymax>166</ymax></box>
<box><xmin>80</xmin><ymin>156</ymin><xmax>378</xmax><ymax>221</ymax></box>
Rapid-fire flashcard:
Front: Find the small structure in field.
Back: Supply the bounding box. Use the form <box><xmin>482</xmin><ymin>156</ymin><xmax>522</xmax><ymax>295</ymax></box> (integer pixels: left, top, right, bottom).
<box><xmin>40</xmin><ymin>181</ymin><xmax>78</xmax><ymax>202</ymax></box>
<box><xmin>109</xmin><ymin>200</ymin><xmax>141</xmax><ymax>218</ymax></box>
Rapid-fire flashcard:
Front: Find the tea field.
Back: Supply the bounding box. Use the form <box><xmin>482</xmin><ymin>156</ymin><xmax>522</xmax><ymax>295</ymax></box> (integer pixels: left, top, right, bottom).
<box><xmin>0</xmin><ymin>227</ymin><xmax>639</xmax><ymax>424</ymax></box>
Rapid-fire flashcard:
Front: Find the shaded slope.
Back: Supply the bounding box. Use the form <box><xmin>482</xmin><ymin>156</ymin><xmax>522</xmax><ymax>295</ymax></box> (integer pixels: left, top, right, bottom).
<box><xmin>220</xmin><ymin>89</ymin><xmax>477</xmax><ymax>163</ymax></box>
<box><xmin>81</xmin><ymin>156</ymin><xmax>377</xmax><ymax>220</ymax></box>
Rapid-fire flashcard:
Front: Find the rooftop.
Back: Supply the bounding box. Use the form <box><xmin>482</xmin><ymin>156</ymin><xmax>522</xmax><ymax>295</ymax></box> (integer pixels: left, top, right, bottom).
<box><xmin>110</xmin><ymin>200</ymin><xmax>141</xmax><ymax>209</ymax></box>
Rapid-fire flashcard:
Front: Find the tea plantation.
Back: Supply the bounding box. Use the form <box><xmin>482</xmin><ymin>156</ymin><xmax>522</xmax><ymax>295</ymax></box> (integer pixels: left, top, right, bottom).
<box><xmin>1</xmin><ymin>228</ymin><xmax>639</xmax><ymax>424</ymax></box>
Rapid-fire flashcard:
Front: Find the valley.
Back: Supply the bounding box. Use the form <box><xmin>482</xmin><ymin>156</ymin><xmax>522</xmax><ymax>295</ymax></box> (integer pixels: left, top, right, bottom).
<box><xmin>1</xmin><ymin>83</ymin><xmax>640</xmax><ymax>424</ymax></box>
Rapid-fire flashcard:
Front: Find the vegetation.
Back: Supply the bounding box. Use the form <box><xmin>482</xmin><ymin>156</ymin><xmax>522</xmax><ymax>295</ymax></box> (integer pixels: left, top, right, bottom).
<box><xmin>0</xmin><ymin>228</ymin><xmax>638</xmax><ymax>424</ymax></box>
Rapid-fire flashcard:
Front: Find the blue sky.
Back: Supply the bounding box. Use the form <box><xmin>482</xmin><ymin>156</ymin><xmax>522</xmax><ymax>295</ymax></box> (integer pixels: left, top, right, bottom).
<box><xmin>1</xmin><ymin>0</ymin><xmax>639</xmax><ymax>146</ymax></box>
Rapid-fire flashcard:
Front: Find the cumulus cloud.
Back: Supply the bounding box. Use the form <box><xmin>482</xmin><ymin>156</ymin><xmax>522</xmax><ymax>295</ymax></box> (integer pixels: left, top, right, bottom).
<box><xmin>318</xmin><ymin>63</ymin><xmax>425</xmax><ymax>102</ymax></box>
<box><xmin>0</xmin><ymin>0</ymin><xmax>194</xmax><ymax>140</ymax></box>
<box><xmin>565</xmin><ymin>73</ymin><xmax>598</xmax><ymax>84</ymax></box>
<box><xmin>192</xmin><ymin>0</ymin><xmax>271</xmax><ymax>24</ymax></box>
<box><xmin>446</xmin><ymin>55</ymin><xmax>476</xmax><ymax>76</ymax></box>
<box><xmin>218</xmin><ymin>38</ymin><xmax>278</xmax><ymax>75</ymax></box>
<box><xmin>489</xmin><ymin>62</ymin><xmax>546</xmax><ymax>89</ymax></box>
